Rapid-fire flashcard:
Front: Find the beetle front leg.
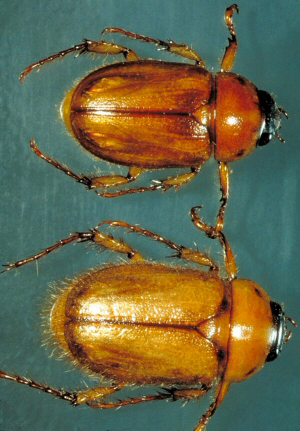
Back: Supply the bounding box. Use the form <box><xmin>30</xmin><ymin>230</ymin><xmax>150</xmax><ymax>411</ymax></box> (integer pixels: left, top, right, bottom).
<box><xmin>102</xmin><ymin>28</ymin><xmax>205</xmax><ymax>67</ymax></box>
<box><xmin>193</xmin><ymin>380</ymin><xmax>230</xmax><ymax>431</ymax></box>
<box><xmin>189</xmin><ymin>162</ymin><xmax>229</xmax><ymax>238</ymax></box>
<box><xmin>20</xmin><ymin>39</ymin><xmax>139</xmax><ymax>81</ymax></box>
<box><xmin>190</xmin><ymin>206</ymin><xmax>237</xmax><ymax>281</ymax></box>
<box><xmin>215</xmin><ymin>161</ymin><xmax>229</xmax><ymax>233</ymax></box>
<box><xmin>220</xmin><ymin>4</ymin><xmax>239</xmax><ymax>72</ymax></box>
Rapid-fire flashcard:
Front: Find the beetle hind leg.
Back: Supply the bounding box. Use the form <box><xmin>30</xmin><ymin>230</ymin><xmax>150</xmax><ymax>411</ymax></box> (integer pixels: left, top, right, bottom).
<box><xmin>30</xmin><ymin>140</ymin><xmax>201</xmax><ymax>198</ymax></box>
<box><xmin>0</xmin><ymin>370</ymin><xmax>159</xmax><ymax>408</ymax></box>
<box><xmin>29</xmin><ymin>139</ymin><xmax>144</xmax><ymax>193</ymax></box>
<box><xmin>0</xmin><ymin>369</ymin><xmax>77</xmax><ymax>403</ymax></box>
<box><xmin>20</xmin><ymin>39</ymin><xmax>139</xmax><ymax>81</ymax></box>
<box><xmin>86</xmin><ymin>385</ymin><xmax>211</xmax><ymax>409</ymax></box>
<box><xmin>0</xmin><ymin>369</ymin><xmax>195</xmax><ymax>410</ymax></box>
<box><xmin>0</xmin><ymin>222</ymin><xmax>144</xmax><ymax>274</ymax></box>
<box><xmin>102</xmin><ymin>27</ymin><xmax>205</xmax><ymax>66</ymax></box>
<box><xmin>99</xmin><ymin>166</ymin><xmax>202</xmax><ymax>198</ymax></box>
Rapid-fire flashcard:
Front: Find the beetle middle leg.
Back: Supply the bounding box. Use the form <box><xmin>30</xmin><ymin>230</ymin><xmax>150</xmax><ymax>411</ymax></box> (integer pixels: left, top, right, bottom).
<box><xmin>102</xmin><ymin>27</ymin><xmax>205</xmax><ymax>67</ymax></box>
<box><xmin>98</xmin><ymin>219</ymin><xmax>219</xmax><ymax>270</ymax></box>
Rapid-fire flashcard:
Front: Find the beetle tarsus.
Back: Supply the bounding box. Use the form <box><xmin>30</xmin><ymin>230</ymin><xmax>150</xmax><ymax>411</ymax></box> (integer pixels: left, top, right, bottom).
<box><xmin>0</xmin><ymin>370</ymin><xmax>77</xmax><ymax>404</ymax></box>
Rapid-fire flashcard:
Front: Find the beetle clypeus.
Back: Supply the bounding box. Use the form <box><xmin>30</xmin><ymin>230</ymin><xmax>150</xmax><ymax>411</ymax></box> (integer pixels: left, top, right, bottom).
<box><xmin>20</xmin><ymin>4</ymin><xmax>288</xmax><ymax>236</ymax></box>
<box><xmin>0</xmin><ymin>209</ymin><xmax>296</xmax><ymax>431</ymax></box>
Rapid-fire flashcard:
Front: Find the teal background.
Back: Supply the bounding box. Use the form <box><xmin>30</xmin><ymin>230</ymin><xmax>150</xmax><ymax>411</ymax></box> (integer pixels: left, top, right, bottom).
<box><xmin>0</xmin><ymin>1</ymin><xmax>299</xmax><ymax>431</ymax></box>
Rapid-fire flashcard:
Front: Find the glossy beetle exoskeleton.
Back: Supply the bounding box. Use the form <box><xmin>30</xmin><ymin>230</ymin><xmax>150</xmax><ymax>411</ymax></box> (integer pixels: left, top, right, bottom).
<box><xmin>20</xmin><ymin>4</ymin><xmax>288</xmax><ymax>235</ymax></box>
<box><xmin>0</xmin><ymin>210</ymin><xmax>296</xmax><ymax>431</ymax></box>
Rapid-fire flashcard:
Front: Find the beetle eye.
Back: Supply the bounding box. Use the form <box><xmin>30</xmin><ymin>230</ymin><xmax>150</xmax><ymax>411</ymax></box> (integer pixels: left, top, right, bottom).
<box><xmin>258</xmin><ymin>132</ymin><xmax>272</xmax><ymax>147</ymax></box>
<box><xmin>266</xmin><ymin>301</ymin><xmax>286</xmax><ymax>362</ymax></box>
<box><xmin>257</xmin><ymin>90</ymin><xmax>282</xmax><ymax>147</ymax></box>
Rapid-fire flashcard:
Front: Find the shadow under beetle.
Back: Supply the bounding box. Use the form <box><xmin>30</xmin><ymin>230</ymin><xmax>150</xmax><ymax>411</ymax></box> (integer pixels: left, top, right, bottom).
<box><xmin>20</xmin><ymin>4</ymin><xmax>288</xmax><ymax>236</ymax></box>
<box><xmin>0</xmin><ymin>207</ymin><xmax>296</xmax><ymax>431</ymax></box>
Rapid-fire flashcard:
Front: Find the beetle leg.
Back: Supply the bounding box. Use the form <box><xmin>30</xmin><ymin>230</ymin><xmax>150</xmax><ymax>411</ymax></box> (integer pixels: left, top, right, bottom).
<box><xmin>215</xmin><ymin>161</ymin><xmax>229</xmax><ymax>233</ymax></box>
<box><xmin>20</xmin><ymin>39</ymin><xmax>138</xmax><ymax>81</ymax></box>
<box><xmin>30</xmin><ymin>139</ymin><xmax>93</xmax><ymax>188</ymax></box>
<box><xmin>90</xmin><ymin>166</ymin><xmax>144</xmax><ymax>191</ymax></box>
<box><xmin>163</xmin><ymin>385</ymin><xmax>211</xmax><ymax>401</ymax></box>
<box><xmin>193</xmin><ymin>380</ymin><xmax>230</xmax><ymax>431</ymax></box>
<box><xmin>81</xmin><ymin>39</ymin><xmax>139</xmax><ymax>61</ymax></box>
<box><xmin>0</xmin><ymin>370</ymin><xmax>183</xmax><ymax>408</ymax></box>
<box><xmin>0</xmin><ymin>369</ymin><xmax>77</xmax><ymax>403</ymax></box>
<box><xmin>190</xmin><ymin>207</ymin><xmax>237</xmax><ymax>281</ymax></box>
<box><xmin>98</xmin><ymin>166</ymin><xmax>202</xmax><ymax>198</ymax></box>
<box><xmin>1</xmin><ymin>225</ymin><xmax>144</xmax><ymax>275</ymax></box>
<box><xmin>220</xmin><ymin>4</ymin><xmax>239</xmax><ymax>72</ymax></box>
<box><xmin>85</xmin><ymin>386</ymin><xmax>211</xmax><ymax>408</ymax></box>
<box><xmin>30</xmin><ymin>140</ymin><xmax>200</xmax><ymax>197</ymax></box>
<box><xmin>97</xmin><ymin>220</ymin><xmax>219</xmax><ymax>271</ymax></box>
<box><xmin>102</xmin><ymin>28</ymin><xmax>205</xmax><ymax>67</ymax></box>
<box><xmin>189</xmin><ymin>162</ymin><xmax>229</xmax><ymax>237</ymax></box>
<box><xmin>1</xmin><ymin>215</ymin><xmax>222</xmax><ymax>275</ymax></box>
<box><xmin>30</xmin><ymin>139</ymin><xmax>144</xmax><ymax>192</ymax></box>
<box><xmin>85</xmin><ymin>392</ymin><xmax>172</xmax><ymax>408</ymax></box>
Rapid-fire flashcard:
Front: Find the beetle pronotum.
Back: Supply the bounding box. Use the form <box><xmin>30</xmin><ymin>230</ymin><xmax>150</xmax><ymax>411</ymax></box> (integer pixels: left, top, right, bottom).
<box><xmin>0</xmin><ymin>209</ymin><xmax>296</xmax><ymax>431</ymax></box>
<box><xmin>20</xmin><ymin>4</ymin><xmax>288</xmax><ymax>236</ymax></box>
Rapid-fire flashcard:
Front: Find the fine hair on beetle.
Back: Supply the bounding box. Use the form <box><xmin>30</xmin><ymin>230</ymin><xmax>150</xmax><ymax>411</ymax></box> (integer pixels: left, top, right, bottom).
<box><xmin>40</xmin><ymin>273</ymin><xmax>112</xmax><ymax>384</ymax></box>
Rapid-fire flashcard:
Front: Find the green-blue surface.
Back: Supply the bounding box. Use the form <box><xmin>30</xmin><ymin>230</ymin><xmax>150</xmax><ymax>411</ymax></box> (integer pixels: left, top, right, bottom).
<box><xmin>0</xmin><ymin>1</ymin><xmax>299</xmax><ymax>431</ymax></box>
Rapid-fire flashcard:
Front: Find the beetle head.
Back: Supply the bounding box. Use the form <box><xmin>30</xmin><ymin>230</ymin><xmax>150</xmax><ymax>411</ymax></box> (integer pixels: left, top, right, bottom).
<box><xmin>257</xmin><ymin>90</ymin><xmax>288</xmax><ymax>147</ymax></box>
<box><xmin>266</xmin><ymin>301</ymin><xmax>297</xmax><ymax>362</ymax></box>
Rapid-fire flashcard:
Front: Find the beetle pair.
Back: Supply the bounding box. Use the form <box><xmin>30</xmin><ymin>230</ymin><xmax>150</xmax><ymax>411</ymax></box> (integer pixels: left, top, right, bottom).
<box><xmin>1</xmin><ymin>4</ymin><xmax>294</xmax><ymax>431</ymax></box>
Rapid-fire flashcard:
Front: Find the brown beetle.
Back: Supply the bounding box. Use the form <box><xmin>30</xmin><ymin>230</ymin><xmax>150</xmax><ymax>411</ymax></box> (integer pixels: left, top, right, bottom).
<box><xmin>20</xmin><ymin>4</ymin><xmax>288</xmax><ymax>235</ymax></box>
<box><xmin>0</xmin><ymin>209</ymin><xmax>296</xmax><ymax>431</ymax></box>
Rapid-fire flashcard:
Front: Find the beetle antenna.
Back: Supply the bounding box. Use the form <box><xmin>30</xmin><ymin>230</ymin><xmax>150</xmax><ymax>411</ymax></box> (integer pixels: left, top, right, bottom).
<box><xmin>278</xmin><ymin>107</ymin><xmax>289</xmax><ymax>120</ymax></box>
<box><xmin>286</xmin><ymin>315</ymin><xmax>297</xmax><ymax>328</ymax></box>
<box><xmin>283</xmin><ymin>316</ymin><xmax>297</xmax><ymax>344</ymax></box>
<box><xmin>284</xmin><ymin>331</ymin><xmax>292</xmax><ymax>344</ymax></box>
<box><xmin>275</xmin><ymin>134</ymin><xmax>285</xmax><ymax>143</ymax></box>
